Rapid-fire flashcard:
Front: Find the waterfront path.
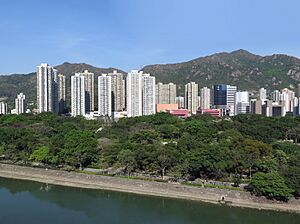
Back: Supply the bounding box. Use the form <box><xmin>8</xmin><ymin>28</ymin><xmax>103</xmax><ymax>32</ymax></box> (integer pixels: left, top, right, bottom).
<box><xmin>0</xmin><ymin>164</ymin><xmax>299</xmax><ymax>214</ymax></box>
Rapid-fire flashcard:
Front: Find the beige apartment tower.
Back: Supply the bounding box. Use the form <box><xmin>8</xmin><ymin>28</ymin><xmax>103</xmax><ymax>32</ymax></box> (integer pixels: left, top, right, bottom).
<box><xmin>108</xmin><ymin>70</ymin><xmax>125</xmax><ymax>112</ymax></box>
<box><xmin>156</xmin><ymin>82</ymin><xmax>176</xmax><ymax>104</ymax></box>
<box><xmin>185</xmin><ymin>82</ymin><xmax>198</xmax><ymax>114</ymax></box>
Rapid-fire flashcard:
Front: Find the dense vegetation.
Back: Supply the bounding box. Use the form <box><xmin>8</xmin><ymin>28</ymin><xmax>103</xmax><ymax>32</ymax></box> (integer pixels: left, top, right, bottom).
<box><xmin>0</xmin><ymin>113</ymin><xmax>299</xmax><ymax>201</ymax></box>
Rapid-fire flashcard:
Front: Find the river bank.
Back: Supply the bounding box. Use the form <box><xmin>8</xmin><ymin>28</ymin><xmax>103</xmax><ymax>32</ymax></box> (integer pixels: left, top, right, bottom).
<box><xmin>0</xmin><ymin>164</ymin><xmax>299</xmax><ymax>214</ymax></box>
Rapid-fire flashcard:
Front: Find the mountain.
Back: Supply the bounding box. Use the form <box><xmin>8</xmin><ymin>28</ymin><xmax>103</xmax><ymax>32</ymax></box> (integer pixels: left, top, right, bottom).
<box><xmin>1</xmin><ymin>50</ymin><xmax>300</xmax><ymax>109</ymax></box>
<box><xmin>0</xmin><ymin>63</ymin><xmax>124</xmax><ymax>109</ymax></box>
<box><xmin>143</xmin><ymin>49</ymin><xmax>300</xmax><ymax>94</ymax></box>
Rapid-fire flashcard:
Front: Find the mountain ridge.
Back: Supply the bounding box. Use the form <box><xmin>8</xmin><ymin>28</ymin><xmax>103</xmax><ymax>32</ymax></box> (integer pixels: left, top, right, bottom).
<box><xmin>1</xmin><ymin>49</ymin><xmax>300</xmax><ymax>108</ymax></box>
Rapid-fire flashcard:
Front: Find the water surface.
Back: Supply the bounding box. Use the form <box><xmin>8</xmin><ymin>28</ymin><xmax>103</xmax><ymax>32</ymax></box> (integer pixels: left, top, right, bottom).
<box><xmin>0</xmin><ymin>177</ymin><xmax>299</xmax><ymax>224</ymax></box>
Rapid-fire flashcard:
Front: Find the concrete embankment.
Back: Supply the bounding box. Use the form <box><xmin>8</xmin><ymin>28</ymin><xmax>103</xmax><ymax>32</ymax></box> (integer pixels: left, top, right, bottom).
<box><xmin>0</xmin><ymin>164</ymin><xmax>299</xmax><ymax>214</ymax></box>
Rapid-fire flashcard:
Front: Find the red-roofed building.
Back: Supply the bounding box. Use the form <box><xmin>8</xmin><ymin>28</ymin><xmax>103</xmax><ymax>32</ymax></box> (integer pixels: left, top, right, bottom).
<box><xmin>168</xmin><ymin>109</ymin><xmax>189</xmax><ymax>118</ymax></box>
<box><xmin>197</xmin><ymin>108</ymin><xmax>221</xmax><ymax>117</ymax></box>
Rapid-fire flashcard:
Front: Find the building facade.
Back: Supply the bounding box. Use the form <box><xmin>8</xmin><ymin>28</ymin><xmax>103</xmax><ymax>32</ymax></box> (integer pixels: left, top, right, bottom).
<box><xmin>142</xmin><ymin>74</ymin><xmax>156</xmax><ymax>116</ymax></box>
<box><xmin>57</xmin><ymin>74</ymin><xmax>66</xmax><ymax>114</ymax></box>
<box><xmin>214</xmin><ymin>84</ymin><xmax>237</xmax><ymax>116</ymax></box>
<box><xmin>98</xmin><ymin>74</ymin><xmax>112</xmax><ymax>117</ymax></box>
<box><xmin>126</xmin><ymin>70</ymin><xmax>143</xmax><ymax>117</ymax></box>
<box><xmin>185</xmin><ymin>82</ymin><xmax>198</xmax><ymax>114</ymax></box>
<box><xmin>156</xmin><ymin>82</ymin><xmax>176</xmax><ymax>104</ymax></box>
<box><xmin>200</xmin><ymin>87</ymin><xmax>210</xmax><ymax>109</ymax></box>
<box><xmin>235</xmin><ymin>91</ymin><xmax>249</xmax><ymax>115</ymax></box>
<box><xmin>0</xmin><ymin>102</ymin><xmax>8</xmax><ymax>115</ymax></box>
<box><xmin>71</xmin><ymin>74</ymin><xmax>86</xmax><ymax>117</ymax></box>
<box><xmin>15</xmin><ymin>93</ymin><xmax>26</xmax><ymax>115</ymax></box>
<box><xmin>79</xmin><ymin>70</ymin><xmax>94</xmax><ymax>113</ymax></box>
<box><xmin>259</xmin><ymin>88</ymin><xmax>267</xmax><ymax>101</ymax></box>
<box><xmin>37</xmin><ymin>63</ymin><xmax>57</xmax><ymax>113</ymax></box>
<box><xmin>108</xmin><ymin>70</ymin><xmax>124</xmax><ymax>112</ymax></box>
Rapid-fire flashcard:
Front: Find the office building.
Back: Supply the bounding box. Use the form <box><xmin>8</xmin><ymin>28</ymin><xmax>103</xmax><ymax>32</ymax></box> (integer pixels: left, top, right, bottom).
<box><xmin>36</xmin><ymin>63</ymin><xmax>57</xmax><ymax>113</ymax></box>
<box><xmin>185</xmin><ymin>82</ymin><xmax>198</xmax><ymax>114</ymax></box>
<box><xmin>156</xmin><ymin>82</ymin><xmax>176</xmax><ymax>104</ymax></box>
<box><xmin>98</xmin><ymin>74</ymin><xmax>112</xmax><ymax>117</ymax></box>
<box><xmin>214</xmin><ymin>84</ymin><xmax>237</xmax><ymax>116</ymax></box>
<box><xmin>71</xmin><ymin>74</ymin><xmax>86</xmax><ymax>117</ymax></box>
<box><xmin>15</xmin><ymin>93</ymin><xmax>26</xmax><ymax>115</ymax></box>
<box><xmin>200</xmin><ymin>87</ymin><xmax>211</xmax><ymax>109</ymax></box>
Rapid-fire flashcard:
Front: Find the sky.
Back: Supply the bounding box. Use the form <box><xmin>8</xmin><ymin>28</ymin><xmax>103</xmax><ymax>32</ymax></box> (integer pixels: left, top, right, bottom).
<box><xmin>0</xmin><ymin>0</ymin><xmax>300</xmax><ymax>74</ymax></box>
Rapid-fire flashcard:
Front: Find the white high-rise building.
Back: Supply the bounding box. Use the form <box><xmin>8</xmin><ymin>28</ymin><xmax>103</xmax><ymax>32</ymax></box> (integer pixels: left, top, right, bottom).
<box><xmin>142</xmin><ymin>74</ymin><xmax>156</xmax><ymax>116</ymax></box>
<box><xmin>185</xmin><ymin>82</ymin><xmax>198</xmax><ymax>114</ymax></box>
<box><xmin>156</xmin><ymin>82</ymin><xmax>176</xmax><ymax>104</ymax></box>
<box><xmin>271</xmin><ymin>90</ymin><xmax>281</xmax><ymax>102</ymax></box>
<box><xmin>0</xmin><ymin>102</ymin><xmax>8</xmax><ymax>115</ymax></box>
<box><xmin>15</xmin><ymin>93</ymin><xmax>26</xmax><ymax>115</ymax></box>
<box><xmin>226</xmin><ymin>85</ymin><xmax>237</xmax><ymax>116</ymax></box>
<box><xmin>127</xmin><ymin>70</ymin><xmax>143</xmax><ymax>117</ymax></box>
<box><xmin>108</xmin><ymin>71</ymin><xmax>124</xmax><ymax>112</ymax></box>
<box><xmin>57</xmin><ymin>74</ymin><xmax>66</xmax><ymax>114</ymax></box>
<box><xmin>281</xmin><ymin>88</ymin><xmax>295</xmax><ymax>112</ymax></box>
<box><xmin>98</xmin><ymin>74</ymin><xmax>112</xmax><ymax>117</ymax></box>
<box><xmin>78</xmin><ymin>70</ymin><xmax>94</xmax><ymax>113</ymax></box>
<box><xmin>71</xmin><ymin>74</ymin><xmax>86</xmax><ymax>117</ymax></box>
<box><xmin>200</xmin><ymin>87</ymin><xmax>211</xmax><ymax>109</ymax></box>
<box><xmin>259</xmin><ymin>88</ymin><xmax>267</xmax><ymax>101</ymax></box>
<box><xmin>176</xmin><ymin>96</ymin><xmax>185</xmax><ymax>109</ymax></box>
<box><xmin>126</xmin><ymin>70</ymin><xmax>156</xmax><ymax>117</ymax></box>
<box><xmin>37</xmin><ymin>63</ymin><xmax>57</xmax><ymax>113</ymax></box>
<box><xmin>235</xmin><ymin>91</ymin><xmax>249</xmax><ymax>115</ymax></box>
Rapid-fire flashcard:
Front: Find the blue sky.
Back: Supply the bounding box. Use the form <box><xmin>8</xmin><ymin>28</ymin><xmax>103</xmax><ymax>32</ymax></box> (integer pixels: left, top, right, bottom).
<box><xmin>0</xmin><ymin>0</ymin><xmax>299</xmax><ymax>74</ymax></box>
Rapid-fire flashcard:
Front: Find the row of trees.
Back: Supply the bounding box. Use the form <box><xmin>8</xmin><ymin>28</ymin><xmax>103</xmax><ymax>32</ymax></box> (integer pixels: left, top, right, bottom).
<box><xmin>0</xmin><ymin>112</ymin><xmax>299</xmax><ymax>201</ymax></box>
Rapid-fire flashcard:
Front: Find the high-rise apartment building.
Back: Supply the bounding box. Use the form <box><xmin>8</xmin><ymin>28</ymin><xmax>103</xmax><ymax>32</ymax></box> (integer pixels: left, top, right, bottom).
<box><xmin>0</xmin><ymin>102</ymin><xmax>8</xmax><ymax>115</ymax></box>
<box><xmin>271</xmin><ymin>90</ymin><xmax>281</xmax><ymax>102</ymax></box>
<box><xmin>126</xmin><ymin>70</ymin><xmax>156</xmax><ymax>117</ymax></box>
<box><xmin>71</xmin><ymin>74</ymin><xmax>86</xmax><ymax>117</ymax></box>
<box><xmin>280</xmin><ymin>88</ymin><xmax>295</xmax><ymax>112</ymax></box>
<box><xmin>37</xmin><ymin>63</ymin><xmax>57</xmax><ymax>113</ymax></box>
<box><xmin>185</xmin><ymin>82</ymin><xmax>198</xmax><ymax>114</ymax></box>
<box><xmin>57</xmin><ymin>74</ymin><xmax>66</xmax><ymax>114</ymax></box>
<box><xmin>142</xmin><ymin>74</ymin><xmax>156</xmax><ymax>116</ymax></box>
<box><xmin>79</xmin><ymin>70</ymin><xmax>94</xmax><ymax>113</ymax></box>
<box><xmin>259</xmin><ymin>88</ymin><xmax>267</xmax><ymax>100</ymax></box>
<box><xmin>108</xmin><ymin>70</ymin><xmax>124</xmax><ymax>112</ymax></box>
<box><xmin>214</xmin><ymin>84</ymin><xmax>237</xmax><ymax>116</ymax></box>
<box><xmin>200</xmin><ymin>87</ymin><xmax>210</xmax><ymax>109</ymax></box>
<box><xmin>250</xmin><ymin>99</ymin><xmax>262</xmax><ymax>115</ymax></box>
<box><xmin>98</xmin><ymin>74</ymin><xmax>112</xmax><ymax>117</ymax></box>
<box><xmin>15</xmin><ymin>93</ymin><xmax>26</xmax><ymax>115</ymax></box>
<box><xmin>127</xmin><ymin>70</ymin><xmax>143</xmax><ymax>117</ymax></box>
<box><xmin>156</xmin><ymin>82</ymin><xmax>176</xmax><ymax>104</ymax></box>
<box><xmin>176</xmin><ymin>96</ymin><xmax>185</xmax><ymax>109</ymax></box>
<box><xmin>235</xmin><ymin>91</ymin><xmax>249</xmax><ymax>115</ymax></box>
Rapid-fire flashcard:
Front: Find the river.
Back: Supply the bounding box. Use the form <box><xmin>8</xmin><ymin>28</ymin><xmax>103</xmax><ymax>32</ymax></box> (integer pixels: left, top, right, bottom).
<box><xmin>0</xmin><ymin>177</ymin><xmax>299</xmax><ymax>224</ymax></box>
